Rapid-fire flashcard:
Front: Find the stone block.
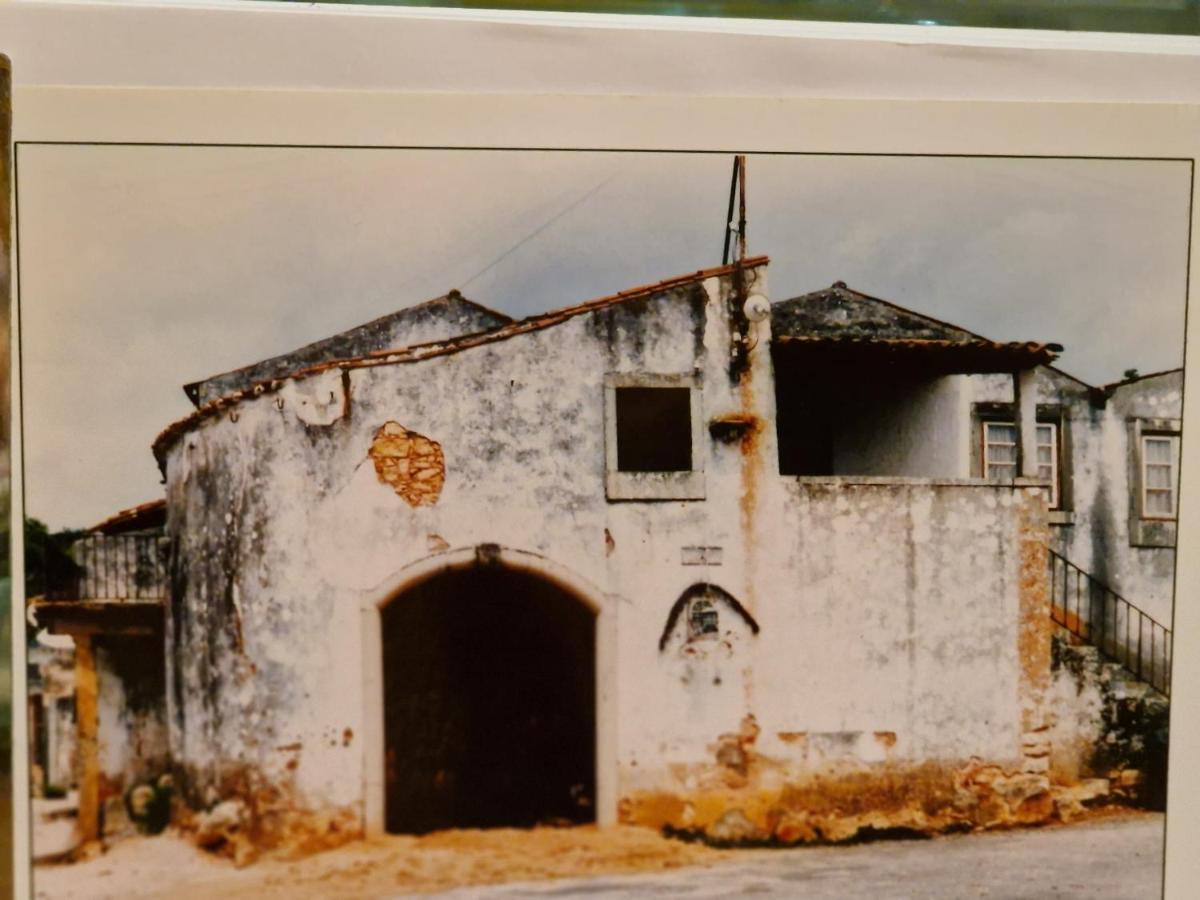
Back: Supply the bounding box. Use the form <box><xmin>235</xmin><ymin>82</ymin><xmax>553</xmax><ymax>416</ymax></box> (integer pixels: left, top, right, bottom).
<box><xmin>707</xmin><ymin>808</ymin><xmax>763</xmax><ymax>844</ymax></box>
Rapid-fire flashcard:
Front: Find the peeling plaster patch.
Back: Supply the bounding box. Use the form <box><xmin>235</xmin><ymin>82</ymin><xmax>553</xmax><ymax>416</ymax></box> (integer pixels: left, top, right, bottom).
<box><xmin>368</xmin><ymin>422</ymin><xmax>445</xmax><ymax>506</ymax></box>
<box><xmin>426</xmin><ymin>534</ymin><xmax>450</xmax><ymax>552</ymax></box>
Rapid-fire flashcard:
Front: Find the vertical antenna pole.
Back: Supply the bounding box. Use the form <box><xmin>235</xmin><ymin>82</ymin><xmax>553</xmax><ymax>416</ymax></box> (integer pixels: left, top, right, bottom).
<box><xmin>737</xmin><ymin>155</ymin><xmax>747</xmax><ymax>263</ymax></box>
<box><xmin>722</xmin><ymin>156</ymin><xmax>739</xmax><ymax>265</ymax></box>
<box><xmin>727</xmin><ymin>155</ymin><xmax>750</xmax><ymax>380</ymax></box>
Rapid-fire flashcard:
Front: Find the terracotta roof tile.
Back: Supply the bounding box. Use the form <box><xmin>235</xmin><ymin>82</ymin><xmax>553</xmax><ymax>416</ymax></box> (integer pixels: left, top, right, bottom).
<box><xmin>89</xmin><ymin>499</ymin><xmax>167</xmax><ymax>534</ymax></box>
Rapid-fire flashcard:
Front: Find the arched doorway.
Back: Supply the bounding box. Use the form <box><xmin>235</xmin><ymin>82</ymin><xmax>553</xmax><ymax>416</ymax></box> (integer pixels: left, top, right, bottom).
<box><xmin>381</xmin><ymin>560</ymin><xmax>597</xmax><ymax>833</ymax></box>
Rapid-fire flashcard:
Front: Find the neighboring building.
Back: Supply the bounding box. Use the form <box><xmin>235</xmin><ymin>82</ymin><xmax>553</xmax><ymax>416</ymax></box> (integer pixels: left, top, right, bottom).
<box><xmin>31</xmin><ymin>500</ymin><xmax>170</xmax><ymax>844</ymax></box>
<box><xmin>34</xmin><ymin>258</ymin><xmax>1179</xmax><ymax>853</ymax></box>
<box><xmin>968</xmin><ymin>364</ymin><xmax>1181</xmax><ymax>631</ymax></box>
<box><xmin>774</xmin><ymin>283</ymin><xmax>1178</xmax><ymax>669</ymax></box>
<box><xmin>27</xmin><ymin>635</ymin><xmax>76</xmax><ymax>797</ymax></box>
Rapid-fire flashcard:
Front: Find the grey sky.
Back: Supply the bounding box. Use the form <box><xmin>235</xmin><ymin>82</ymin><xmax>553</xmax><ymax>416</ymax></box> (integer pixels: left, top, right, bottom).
<box><xmin>16</xmin><ymin>147</ymin><xmax>1190</xmax><ymax>529</ymax></box>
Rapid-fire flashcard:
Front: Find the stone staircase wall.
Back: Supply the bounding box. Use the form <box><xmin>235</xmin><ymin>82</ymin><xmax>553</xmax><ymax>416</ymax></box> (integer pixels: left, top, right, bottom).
<box><xmin>1048</xmin><ymin>631</ymin><xmax>1169</xmax><ymax>809</ymax></box>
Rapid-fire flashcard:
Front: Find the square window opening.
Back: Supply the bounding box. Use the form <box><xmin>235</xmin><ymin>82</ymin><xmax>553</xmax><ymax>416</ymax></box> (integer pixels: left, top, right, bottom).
<box><xmin>615</xmin><ymin>387</ymin><xmax>692</xmax><ymax>473</ymax></box>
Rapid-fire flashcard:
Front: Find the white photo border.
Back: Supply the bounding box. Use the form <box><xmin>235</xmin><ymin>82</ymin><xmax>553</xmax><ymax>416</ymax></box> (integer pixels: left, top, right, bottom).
<box><xmin>9</xmin><ymin>82</ymin><xmax>1200</xmax><ymax>900</ymax></box>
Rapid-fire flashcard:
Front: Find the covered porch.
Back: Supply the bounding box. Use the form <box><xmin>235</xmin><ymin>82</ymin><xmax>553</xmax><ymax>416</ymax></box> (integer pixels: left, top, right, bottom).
<box><xmin>770</xmin><ymin>282</ymin><xmax>1061</xmax><ymax>483</ymax></box>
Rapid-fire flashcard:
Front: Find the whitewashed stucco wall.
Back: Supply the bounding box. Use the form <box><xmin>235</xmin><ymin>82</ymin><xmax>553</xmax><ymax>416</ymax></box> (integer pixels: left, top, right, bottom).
<box><xmin>835</xmin><ymin>376</ymin><xmax>970</xmax><ymax>478</ymax></box>
<box><xmin>163</xmin><ymin>276</ymin><xmax>716</xmax><ymax>824</ymax></box>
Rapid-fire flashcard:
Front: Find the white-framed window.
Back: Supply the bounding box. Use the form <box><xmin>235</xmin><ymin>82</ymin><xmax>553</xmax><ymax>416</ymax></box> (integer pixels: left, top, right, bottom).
<box><xmin>1035</xmin><ymin>423</ymin><xmax>1060</xmax><ymax>509</ymax></box>
<box><xmin>983</xmin><ymin>420</ymin><xmax>1060</xmax><ymax>508</ymax></box>
<box><xmin>983</xmin><ymin>422</ymin><xmax>1018</xmax><ymax>480</ymax></box>
<box><xmin>604</xmin><ymin>373</ymin><xmax>705</xmax><ymax>501</ymax></box>
<box><xmin>1128</xmin><ymin>417</ymin><xmax>1181</xmax><ymax>548</ymax></box>
<box><xmin>1141</xmin><ymin>433</ymin><xmax>1180</xmax><ymax>520</ymax></box>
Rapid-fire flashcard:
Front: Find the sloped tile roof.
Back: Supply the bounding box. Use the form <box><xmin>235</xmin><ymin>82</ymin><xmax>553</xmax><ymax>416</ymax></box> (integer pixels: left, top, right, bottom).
<box><xmin>152</xmin><ymin>257</ymin><xmax>769</xmax><ymax>469</ymax></box>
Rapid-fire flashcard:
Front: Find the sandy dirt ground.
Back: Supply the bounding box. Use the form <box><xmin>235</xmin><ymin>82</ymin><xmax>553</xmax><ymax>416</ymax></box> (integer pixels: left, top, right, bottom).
<box><xmin>32</xmin><ymin>824</ymin><xmax>729</xmax><ymax>900</ymax></box>
<box><xmin>32</xmin><ymin>808</ymin><xmax>1161</xmax><ymax>900</ymax></box>
<box><xmin>437</xmin><ymin>811</ymin><xmax>1166</xmax><ymax>900</ymax></box>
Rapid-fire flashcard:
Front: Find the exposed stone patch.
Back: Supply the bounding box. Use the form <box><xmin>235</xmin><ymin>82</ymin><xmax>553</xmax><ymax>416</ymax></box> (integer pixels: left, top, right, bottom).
<box><xmin>194</xmin><ymin>799</ymin><xmax>250</xmax><ymax>862</ymax></box>
<box><xmin>368</xmin><ymin>421</ymin><xmax>445</xmax><ymax>506</ymax></box>
<box><xmin>621</xmin><ymin>751</ymin><xmax>1072</xmax><ymax>847</ymax></box>
<box><xmin>707</xmin><ymin>808</ymin><xmax>762</xmax><ymax>843</ymax></box>
<box><xmin>1052</xmin><ymin>777</ymin><xmax>1111</xmax><ymax>822</ymax></box>
<box><xmin>180</xmin><ymin>772</ymin><xmax>362</xmax><ymax>867</ymax></box>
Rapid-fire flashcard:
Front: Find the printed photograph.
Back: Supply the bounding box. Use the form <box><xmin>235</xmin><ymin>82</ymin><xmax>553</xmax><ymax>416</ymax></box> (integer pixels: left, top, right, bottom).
<box><xmin>15</xmin><ymin>146</ymin><xmax>1188</xmax><ymax>898</ymax></box>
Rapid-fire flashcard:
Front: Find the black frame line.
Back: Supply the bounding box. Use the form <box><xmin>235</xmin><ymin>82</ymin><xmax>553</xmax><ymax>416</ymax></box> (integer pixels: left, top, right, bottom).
<box><xmin>7</xmin><ymin>142</ymin><xmax>1193</xmax><ymax>163</ymax></box>
<box><xmin>10</xmin><ymin>141</ymin><xmax>1195</xmax><ymax>900</ymax></box>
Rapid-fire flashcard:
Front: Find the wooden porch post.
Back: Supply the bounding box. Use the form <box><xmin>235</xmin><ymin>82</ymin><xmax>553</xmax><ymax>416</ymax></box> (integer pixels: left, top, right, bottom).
<box><xmin>74</xmin><ymin>633</ymin><xmax>101</xmax><ymax>844</ymax></box>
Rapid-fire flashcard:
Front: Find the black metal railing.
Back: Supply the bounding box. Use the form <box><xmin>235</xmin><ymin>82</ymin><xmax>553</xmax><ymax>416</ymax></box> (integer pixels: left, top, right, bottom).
<box><xmin>43</xmin><ymin>532</ymin><xmax>168</xmax><ymax>602</ymax></box>
<box><xmin>1048</xmin><ymin>548</ymin><xmax>1171</xmax><ymax>697</ymax></box>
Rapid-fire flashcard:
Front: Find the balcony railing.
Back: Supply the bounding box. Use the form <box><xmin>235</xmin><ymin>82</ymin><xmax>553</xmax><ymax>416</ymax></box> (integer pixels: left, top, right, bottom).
<box><xmin>1048</xmin><ymin>548</ymin><xmax>1171</xmax><ymax>697</ymax></box>
<box><xmin>43</xmin><ymin>533</ymin><xmax>168</xmax><ymax>602</ymax></box>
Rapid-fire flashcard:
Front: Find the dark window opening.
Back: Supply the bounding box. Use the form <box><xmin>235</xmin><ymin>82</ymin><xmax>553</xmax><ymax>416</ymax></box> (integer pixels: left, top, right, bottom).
<box><xmin>615</xmin><ymin>387</ymin><xmax>692</xmax><ymax>472</ymax></box>
<box><xmin>774</xmin><ymin>380</ymin><xmax>835</xmax><ymax>476</ymax></box>
<box><xmin>687</xmin><ymin>596</ymin><xmax>720</xmax><ymax>641</ymax></box>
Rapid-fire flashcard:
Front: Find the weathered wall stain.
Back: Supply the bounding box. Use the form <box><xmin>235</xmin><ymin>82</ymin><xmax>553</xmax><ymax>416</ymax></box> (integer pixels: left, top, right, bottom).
<box><xmin>368</xmin><ymin>422</ymin><xmax>446</xmax><ymax>506</ymax></box>
<box><xmin>181</xmin><ymin>760</ymin><xmax>362</xmax><ymax>866</ymax></box>
<box><xmin>1016</xmin><ymin>490</ymin><xmax>1053</xmax><ymax>736</ymax></box>
<box><xmin>95</xmin><ymin>636</ymin><xmax>170</xmax><ymax>839</ymax></box>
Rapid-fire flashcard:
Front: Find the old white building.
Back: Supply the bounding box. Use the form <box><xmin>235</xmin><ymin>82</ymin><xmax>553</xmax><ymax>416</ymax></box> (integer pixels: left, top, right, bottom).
<box><xmin>34</xmin><ymin>258</ymin><xmax>1178</xmax><ymax>851</ymax></box>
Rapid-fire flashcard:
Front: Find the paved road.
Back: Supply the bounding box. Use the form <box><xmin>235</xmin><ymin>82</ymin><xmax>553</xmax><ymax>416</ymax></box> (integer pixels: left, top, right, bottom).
<box><xmin>427</xmin><ymin>814</ymin><xmax>1164</xmax><ymax>900</ymax></box>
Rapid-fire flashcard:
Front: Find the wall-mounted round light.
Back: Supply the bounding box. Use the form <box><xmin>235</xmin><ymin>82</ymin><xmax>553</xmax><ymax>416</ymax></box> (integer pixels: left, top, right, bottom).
<box><xmin>743</xmin><ymin>293</ymin><xmax>771</xmax><ymax>323</ymax></box>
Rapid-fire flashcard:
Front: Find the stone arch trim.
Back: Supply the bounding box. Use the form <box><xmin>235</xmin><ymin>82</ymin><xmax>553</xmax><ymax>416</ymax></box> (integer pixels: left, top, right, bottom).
<box><xmin>658</xmin><ymin>582</ymin><xmax>760</xmax><ymax>651</ymax></box>
<box><xmin>371</xmin><ymin>544</ymin><xmax>606</xmax><ymax>615</ymax></box>
<box><xmin>361</xmin><ymin>544</ymin><xmax>616</xmax><ymax>834</ymax></box>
